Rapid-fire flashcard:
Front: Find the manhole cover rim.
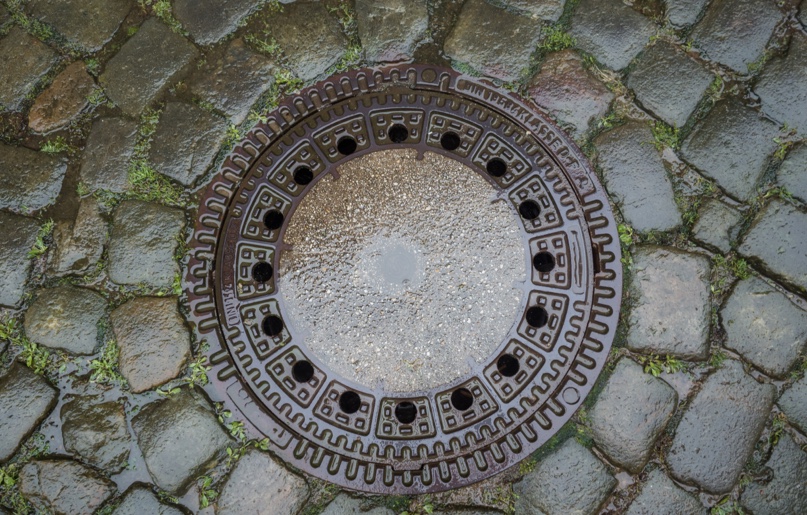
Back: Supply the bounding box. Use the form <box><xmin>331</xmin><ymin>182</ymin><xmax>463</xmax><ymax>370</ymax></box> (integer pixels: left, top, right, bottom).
<box><xmin>185</xmin><ymin>64</ymin><xmax>622</xmax><ymax>494</ymax></box>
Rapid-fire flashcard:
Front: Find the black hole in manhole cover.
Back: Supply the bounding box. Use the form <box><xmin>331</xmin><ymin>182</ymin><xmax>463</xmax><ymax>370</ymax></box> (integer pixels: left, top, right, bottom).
<box><xmin>440</xmin><ymin>131</ymin><xmax>461</xmax><ymax>151</ymax></box>
<box><xmin>337</xmin><ymin>136</ymin><xmax>358</xmax><ymax>155</ymax></box>
<box><xmin>486</xmin><ymin>158</ymin><xmax>507</xmax><ymax>177</ymax></box>
<box><xmin>388</xmin><ymin>124</ymin><xmax>409</xmax><ymax>143</ymax></box>
<box><xmin>518</xmin><ymin>199</ymin><xmax>541</xmax><ymax>220</ymax></box>
<box><xmin>252</xmin><ymin>262</ymin><xmax>273</xmax><ymax>283</ymax></box>
<box><xmin>339</xmin><ymin>391</ymin><xmax>362</xmax><ymax>414</ymax></box>
<box><xmin>292</xmin><ymin>360</ymin><xmax>315</xmax><ymax>383</ymax></box>
<box><xmin>395</xmin><ymin>401</ymin><xmax>418</xmax><ymax>424</ymax></box>
<box><xmin>533</xmin><ymin>251</ymin><xmax>556</xmax><ymax>273</ymax></box>
<box><xmin>496</xmin><ymin>354</ymin><xmax>520</xmax><ymax>377</ymax></box>
<box><xmin>188</xmin><ymin>65</ymin><xmax>622</xmax><ymax>494</ymax></box>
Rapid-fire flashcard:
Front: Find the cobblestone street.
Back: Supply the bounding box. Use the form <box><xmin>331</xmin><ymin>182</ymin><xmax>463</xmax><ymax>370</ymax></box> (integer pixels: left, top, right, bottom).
<box><xmin>0</xmin><ymin>0</ymin><xmax>806</xmax><ymax>513</ymax></box>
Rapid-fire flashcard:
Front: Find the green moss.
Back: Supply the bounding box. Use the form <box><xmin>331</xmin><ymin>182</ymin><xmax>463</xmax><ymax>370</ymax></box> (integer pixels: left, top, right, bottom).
<box><xmin>28</xmin><ymin>219</ymin><xmax>54</xmax><ymax>258</ymax></box>
<box><xmin>89</xmin><ymin>339</ymin><xmax>126</xmax><ymax>385</ymax></box>
<box><xmin>40</xmin><ymin>136</ymin><xmax>73</xmax><ymax>154</ymax></box>
<box><xmin>538</xmin><ymin>25</ymin><xmax>576</xmax><ymax>53</ymax></box>
<box><xmin>650</xmin><ymin>121</ymin><xmax>680</xmax><ymax>151</ymax></box>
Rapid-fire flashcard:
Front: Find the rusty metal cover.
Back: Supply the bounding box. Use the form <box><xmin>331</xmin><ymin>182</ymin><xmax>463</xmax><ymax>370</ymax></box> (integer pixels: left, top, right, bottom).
<box><xmin>185</xmin><ymin>65</ymin><xmax>622</xmax><ymax>494</ymax></box>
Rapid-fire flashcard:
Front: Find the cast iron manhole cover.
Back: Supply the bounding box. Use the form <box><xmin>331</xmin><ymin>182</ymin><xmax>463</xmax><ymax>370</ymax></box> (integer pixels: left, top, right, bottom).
<box><xmin>186</xmin><ymin>65</ymin><xmax>622</xmax><ymax>494</ymax></box>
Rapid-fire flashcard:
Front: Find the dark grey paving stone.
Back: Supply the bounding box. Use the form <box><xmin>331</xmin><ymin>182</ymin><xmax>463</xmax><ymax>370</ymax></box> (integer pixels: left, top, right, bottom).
<box><xmin>666</xmin><ymin>0</ymin><xmax>709</xmax><ymax>27</ymax></box>
<box><xmin>107</xmin><ymin>200</ymin><xmax>184</xmax><ymax>288</ymax></box>
<box><xmin>111</xmin><ymin>296</ymin><xmax>190</xmax><ymax>393</ymax></box>
<box><xmin>667</xmin><ymin>359</ymin><xmax>775</xmax><ymax>493</ymax></box>
<box><xmin>49</xmin><ymin>197</ymin><xmax>107</xmax><ymax>276</ymax></box>
<box><xmin>690</xmin><ymin>0</ymin><xmax>782</xmax><ymax>73</ymax></box>
<box><xmin>500</xmin><ymin>0</ymin><xmax>565</xmax><ymax>21</ymax></box>
<box><xmin>148</xmin><ymin>102</ymin><xmax>227</xmax><ymax>186</ymax></box>
<box><xmin>627</xmin><ymin>247</ymin><xmax>711</xmax><ymax>359</ymax></box>
<box><xmin>626</xmin><ymin>468</ymin><xmax>706</xmax><ymax>515</ymax></box>
<box><xmin>742</xmin><ymin>433</ymin><xmax>807</xmax><ymax>514</ymax></box>
<box><xmin>588</xmin><ymin>358</ymin><xmax>677</xmax><ymax>473</ymax></box>
<box><xmin>691</xmin><ymin>198</ymin><xmax>742</xmax><ymax>253</ymax></box>
<box><xmin>61</xmin><ymin>395</ymin><xmax>131</xmax><ymax>472</ymax></box>
<box><xmin>778</xmin><ymin>144</ymin><xmax>807</xmax><ymax>202</ymax></box>
<box><xmin>217</xmin><ymin>449</ymin><xmax>309</xmax><ymax>515</ymax></box>
<box><xmin>357</xmin><ymin>0</ymin><xmax>428</xmax><ymax>63</ymax></box>
<box><xmin>755</xmin><ymin>33</ymin><xmax>807</xmax><ymax>135</ymax></box>
<box><xmin>100</xmin><ymin>18</ymin><xmax>197</xmax><ymax>116</ymax></box>
<box><xmin>680</xmin><ymin>99</ymin><xmax>779</xmax><ymax>200</ymax></box>
<box><xmin>19</xmin><ymin>459</ymin><xmax>116</xmax><ymax>515</ymax></box>
<box><xmin>113</xmin><ymin>485</ymin><xmax>184</xmax><ymax>515</ymax></box>
<box><xmin>0</xmin><ymin>212</ymin><xmax>40</xmax><ymax>308</ymax></box>
<box><xmin>0</xmin><ymin>143</ymin><xmax>67</xmax><ymax>212</ymax></box>
<box><xmin>778</xmin><ymin>375</ymin><xmax>807</xmax><ymax>434</ymax></box>
<box><xmin>594</xmin><ymin>122</ymin><xmax>680</xmax><ymax>232</ymax></box>
<box><xmin>0</xmin><ymin>363</ymin><xmax>58</xmax><ymax>462</ymax></box>
<box><xmin>0</xmin><ymin>26</ymin><xmax>58</xmax><ymax>111</ymax></box>
<box><xmin>23</xmin><ymin>285</ymin><xmax>106</xmax><ymax>355</ymax></box>
<box><xmin>721</xmin><ymin>276</ymin><xmax>807</xmax><ymax>378</ymax></box>
<box><xmin>444</xmin><ymin>0</ymin><xmax>543</xmax><ymax>82</ymax></box>
<box><xmin>173</xmin><ymin>0</ymin><xmax>255</xmax><ymax>46</ymax></box>
<box><xmin>570</xmin><ymin>0</ymin><xmax>656</xmax><ymax>71</ymax></box>
<box><xmin>132</xmin><ymin>387</ymin><xmax>230</xmax><ymax>494</ymax></box>
<box><xmin>26</xmin><ymin>0</ymin><xmax>133</xmax><ymax>53</ymax></box>
<box><xmin>514</xmin><ymin>439</ymin><xmax>616</xmax><ymax>515</ymax></box>
<box><xmin>79</xmin><ymin>117</ymin><xmax>138</xmax><ymax>194</ymax></box>
<box><xmin>188</xmin><ymin>38</ymin><xmax>276</xmax><ymax>125</ymax></box>
<box><xmin>527</xmin><ymin>50</ymin><xmax>614</xmax><ymax>140</ymax></box>
<box><xmin>320</xmin><ymin>494</ymin><xmax>394</xmax><ymax>515</ymax></box>
<box><xmin>627</xmin><ymin>40</ymin><xmax>713</xmax><ymax>128</ymax></box>
<box><xmin>739</xmin><ymin>200</ymin><xmax>807</xmax><ymax>291</ymax></box>
<box><xmin>269</xmin><ymin>1</ymin><xmax>348</xmax><ymax>81</ymax></box>
<box><xmin>28</xmin><ymin>61</ymin><xmax>95</xmax><ymax>134</ymax></box>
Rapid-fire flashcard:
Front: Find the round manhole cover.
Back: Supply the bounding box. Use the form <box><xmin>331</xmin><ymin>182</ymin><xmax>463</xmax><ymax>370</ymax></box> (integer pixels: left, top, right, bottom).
<box><xmin>186</xmin><ymin>65</ymin><xmax>622</xmax><ymax>494</ymax></box>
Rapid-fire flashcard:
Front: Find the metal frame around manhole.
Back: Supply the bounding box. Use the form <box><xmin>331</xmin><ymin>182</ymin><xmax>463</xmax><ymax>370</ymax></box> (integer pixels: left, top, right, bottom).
<box><xmin>185</xmin><ymin>65</ymin><xmax>622</xmax><ymax>494</ymax></box>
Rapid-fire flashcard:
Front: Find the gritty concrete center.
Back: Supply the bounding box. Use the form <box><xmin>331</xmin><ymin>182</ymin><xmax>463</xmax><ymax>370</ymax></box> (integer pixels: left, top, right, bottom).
<box><xmin>278</xmin><ymin>149</ymin><xmax>525</xmax><ymax>392</ymax></box>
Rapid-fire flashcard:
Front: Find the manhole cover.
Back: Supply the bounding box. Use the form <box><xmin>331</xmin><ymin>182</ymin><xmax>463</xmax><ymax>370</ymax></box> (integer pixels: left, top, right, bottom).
<box><xmin>186</xmin><ymin>65</ymin><xmax>622</xmax><ymax>494</ymax></box>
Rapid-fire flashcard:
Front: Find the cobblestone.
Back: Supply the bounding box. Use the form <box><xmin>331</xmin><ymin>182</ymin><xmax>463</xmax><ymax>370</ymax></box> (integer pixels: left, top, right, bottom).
<box><xmin>321</xmin><ymin>494</ymin><xmax>394</xmax><ymax>515</ymax></box>
<box><xmin>19</xmin><ymin>459</ymin><xmax>116</xmax><ymax>515</ymax></box>
<box><xmin>721</xmin><ymin>276</ymin><xmax>807</xmax><ymax>378</ymax></box>
<box><xmin>666</xmin><ymin>0</ymin><xmax>709</xmax><ymax>27</ymax></box>
<box><xmin>594</xmin><ymin>122</ymin><xmax>680</xmax><ymax>232</ymax></box>
<box><xmin>0</xmin><ymin>212</ymin><xmax>40</xmax><ymax>308</ymax></box>
<box><xmin>0</xmin><ymin>143</ymin><xmax>67</xmax><ymax>213</ymax></box>
<box><xmin>23</xmin><ymin>285</ymin><xmax>106</xmax><ymax>355</ymax></box>
<box><xmin>514</xmin><ymin>439</ymin><xmax>616</xmax><ymax>514</ymax></box>
<box><xmin>173</xmin><ymin>0</ymin><xmax>256</xmax><ymax>46</ymax></box>
<box><xmin>588</xmin><ymin>358</ymin><xmax>677</xmax><ymax>473</ymax></box>
<box><xmin>626</xmin><ymin>468</ymin><xmax>706</xmax><ymax>515</ymax></box>
<box><xmin>49</xmin><ymin>197</ymin><xmax>107</xmax><ymax>276</ymax></box>
<box><xmin>500</xmin><ymin>0</ymin><xmax>565</xmax><ymax>21</ymax></box>
<box><xmin>113</xmin><ymin>485</ymin><xmax>184</xmax><ymax>515</ymax></box>
<box><xmin>667</xmin><ymin>359</ymin><xmax>775</xmax><ymax>493</ymax></box>
<box><xmin>739</xmin><ymin>200</ymin><xmax>807</xmax><ymax>291</ymax></box>
<box><xmin>357</xmin><ymin>0</ymin><xmax>428</xmax><ymax>64</ymax></box>
<box><xmin>0</xmin><ymin>27</ymin><xmax>58</xmax><ymax>111</ymax></box>
<box><xmin>691</xmin><ymin>198</ymin><xmax>742</xmax><ymax>253</ymax></box>
<box><xmin>444</xmin><ymin>0</ymin><xmax>543</xmax><ymax>82</ymax></box>
<box><xmin>627</xmin><ymin>40</ymin><xmax>713</xmax><ymax>128</ymax></box>
<box><xmin>527</xmin><ymin>50</ymin><xmax>614</xmax><ymax>140</ymax></box>
<box><xmin>79</xmin><ymin>117</ymin><xmax>138</xmax><ymax>194</ymax></box>
<box><xmin>680</xmin><ymin>99</ymin><xmax>779</xmax><ymax>200</ymax></box>
<box><xmin>0</xmin><ymin>363</ymin><xmax>58</xmax><ymax>462</ymax></box>
<box><xmin>778</xmin><ymin>375</ymin><xmax>807</xmax><ymax>434</ymax></box>
<box><xmin>111</xmin><ymin>296</ymin><xmax>190</xmax><ymax>393</ymax></box>
<box><xmin>570</xmin><ymin>0</ymin><xmax>656</xmax><ymax>71</ymax></box>
<box><xmin>627</xmin><ymin>247</ymin><xmax>711</xmax><ymax>359</ymax></box>
<box><xmin>100</xmin><ymin>18</ymin><xmax>197</xmax><ymax>116</ymax></box>
<box><xmin>28</xmin><ymin>61</ymin><xmax>95</xmax><ymax>134</ymax></box>
<box><xmin>61</xmin><ymin>395</ymin><xmax>131</xmax><ymax>472</ymax></box>
<box><xmin>777</xmin><ymin>144</ymin><xmax>807</xmax><ymax>202</ymax></box>
<box><xmin>217</xmin><ymin>449</ymin><xmax>309</xmax><ymax>515</ymax></box>
<box><xmin>755</xmin><ymin>33</ymin><xmax>807</xmax><ymax>135</ymax></box>
<box><xmin>741</xmin><ymin>433</ymin><xmax>807</xmax><ymax>514</ymax></box>
<box><xmin>26</xmin><ymin>0</ymin><xmax>133</xmax><ymax>53</ymax></box>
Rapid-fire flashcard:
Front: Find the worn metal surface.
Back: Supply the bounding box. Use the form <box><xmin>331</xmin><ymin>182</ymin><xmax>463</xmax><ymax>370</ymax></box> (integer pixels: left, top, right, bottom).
<box><xmin>186</xmin><ymin>65</ymin><xmax>622</xmax><ymax>494</ymax></box>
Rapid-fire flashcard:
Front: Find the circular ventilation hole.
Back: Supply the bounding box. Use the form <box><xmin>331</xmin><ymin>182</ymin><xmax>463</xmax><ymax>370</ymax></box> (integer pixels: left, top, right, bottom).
<box><xmin>526</xmin><ymin>306</ymin><xmax>549</xmax><ymax>328</ymax></box>
<box><xmin>395</xmin><ymin>401</ymin><xmax>418</xmax><ymax>424</ymax></box>
<box><xmin>337</xmin><ymin>136</ymin><xmax>358</xmax><ymax>155</ymax></box>
<box><xmin>291</xmin><ymin>360</ymin><xmax>315</xmax><ymax>383</ymax></box>
<box><xmin>533</xmin><ymin>252</ymin><xmax>556</xmax><ymax>273</ymax></box>
<box><xmin>388</xmin><ymin>124</ymin><xmax>409</xmax><ymax>143</ymax></box>
<box><xmin>339</xmin><ymin>391</ymin><xmax>362</xmax><ymax>414</ymax></box>
<box><xmin>497</xmin><ymin>354</ymin><xmax>520</xmax><ymax>377</ymax></box>
<box><xmin>450</xmin><ymin>388</ymin><xmax>474</xmax><ymax>411</ymax></box>
<box><xmin>293</xmin><ymin>166</ymin><xmax>314</xmax><ymax>185</ymax></box>
<box><xmin>262</xmin><ymin>315</ymin><xmax>284</xmax><ymax>337</ymax></box>
<box><xmin>252</xmin><ymin>262</ymin><xmax>274</xmax><ymax>283</ymax></box>
<box><xmin>486</xmin><ymin>158</ymin><xmax>507</xmax><ymax>177</ymax></box>
<box><xmin>440</xmin><ymin>131</ymin><xmax>461</xmax><ymax>151</ymax></box>
<box><xmin>519</xmin><ymin>199</ymin><xmax>541</xmax><ymax>220</ymax></box>
<box><xmin>264</xmin><ymin>210</ymin><xmax>284</xmax><ymax>230</ymax></box>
